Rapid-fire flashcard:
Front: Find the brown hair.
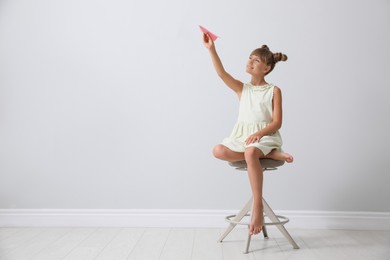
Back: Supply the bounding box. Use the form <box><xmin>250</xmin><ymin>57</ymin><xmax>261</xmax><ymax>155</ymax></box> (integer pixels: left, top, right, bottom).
<box><xmin>250</xmin><ymin>45</ymin><xmax>288</xmax><ymax>75</ymax></box>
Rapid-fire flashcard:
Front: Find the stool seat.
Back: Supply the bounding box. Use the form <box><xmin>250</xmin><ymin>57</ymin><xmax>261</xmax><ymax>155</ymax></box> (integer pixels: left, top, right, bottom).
<box><xmin>229</xmin><ymin>158</ymin><xmax>285</xmax><ymax>170</ymax></box>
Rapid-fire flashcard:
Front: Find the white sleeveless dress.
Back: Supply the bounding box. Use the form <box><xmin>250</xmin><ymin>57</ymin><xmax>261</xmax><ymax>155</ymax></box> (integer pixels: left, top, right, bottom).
<box><xmin>221</xmin><ymin>82</ymin><xmax>283</xmax><ymax>155</ymax></box>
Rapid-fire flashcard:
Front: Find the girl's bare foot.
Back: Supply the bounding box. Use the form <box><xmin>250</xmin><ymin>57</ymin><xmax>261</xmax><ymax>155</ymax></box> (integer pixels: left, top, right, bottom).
<box><xmin>250</xmin><ymin>205</ymin><xmax>264</xmax><ymax>235</ymax></box>
<box><xmin>280</xmin><ymin>152</ymin><xmax>293</xmax><ymax>163</ymax></box>
<box><xmin>267</xmin><ymin>150</ymin><xmax>294</xmax><ymax>163</ymax></box>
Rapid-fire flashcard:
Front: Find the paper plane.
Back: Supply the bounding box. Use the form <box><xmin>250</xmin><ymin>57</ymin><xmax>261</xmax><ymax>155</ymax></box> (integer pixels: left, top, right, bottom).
<box><xmin>199</xmin><ymin>25</ymin><xmax>219</xmax><ymax>41</ymax></box>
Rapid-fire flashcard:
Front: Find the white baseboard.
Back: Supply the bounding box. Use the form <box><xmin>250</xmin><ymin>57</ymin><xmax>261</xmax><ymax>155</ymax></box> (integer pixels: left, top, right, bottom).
<box><xmin>277</xmin><ymin>210</ymin><xmax>390</xmax><ymax>230</ymax></box>
<box><xmin>1</xmin><ymin>209</ymin><xmax>389</xmax><ymax>230</ymax></box>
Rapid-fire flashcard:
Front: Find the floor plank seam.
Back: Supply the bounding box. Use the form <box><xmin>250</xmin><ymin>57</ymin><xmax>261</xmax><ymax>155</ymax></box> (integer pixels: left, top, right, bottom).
<box><xmin>124</xmin><ymin>227</ymin><xmax>146</xmax><ymax>260</ymax></box>
<box><xmin>60</xmin><ymin>227</ymin><xmax>98</xmax><ymax>260</ymax></box>
<box><xmin>27</xmin><ymin>228</ymin><xmax>73</xmax><ymax>260</ymax></box>
<box><xmin>2</xmin><ymin>228</ymin><xmax>45</xmax><ymax>259</ymax></box>
<box><xmin>93</xmin><ymin>227</ymin><xmax>123</xmax><ymax>260</ymax></box>
<box><xmin>158</xmin><ymin>228</ymin><xmax>172</xmax><ymax>260</ymax></box>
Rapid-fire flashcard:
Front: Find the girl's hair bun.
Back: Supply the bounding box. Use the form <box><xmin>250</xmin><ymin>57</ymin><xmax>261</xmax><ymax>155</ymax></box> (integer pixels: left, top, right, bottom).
<box><xmin>261</xmin><ymin>45</ymin><xmax>270</xmax><ymax>51</ymax></box>
<box><xmin>273</xmin><ymin>52</ymin><xmax>288</xmax><ymax>63</ymax></box>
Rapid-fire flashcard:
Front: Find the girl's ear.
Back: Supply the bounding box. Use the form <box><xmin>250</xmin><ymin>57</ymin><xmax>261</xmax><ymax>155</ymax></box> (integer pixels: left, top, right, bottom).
<box><xmin>264</xmin><ymin>65</ymin><xmax>271</xmax><ymax>74</ymax></box>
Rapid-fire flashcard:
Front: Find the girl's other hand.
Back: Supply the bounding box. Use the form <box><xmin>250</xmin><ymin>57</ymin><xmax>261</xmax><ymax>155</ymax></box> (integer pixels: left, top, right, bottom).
<box><xmin>202</xmin><ymin>33</ymin><xmax>214</xmax><ymax>49</ymax></box>
<box><xmin>245</xmin><ymin>133</ymin><xmax>262</xmax><ymax>145</ymax></box>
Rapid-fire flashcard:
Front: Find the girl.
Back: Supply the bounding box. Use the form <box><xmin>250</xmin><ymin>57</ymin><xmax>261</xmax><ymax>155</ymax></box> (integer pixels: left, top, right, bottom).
<box><xmin>202</xmin><ymin>33</ymin><xmax>293</xmax><ymax>235</ymax></box>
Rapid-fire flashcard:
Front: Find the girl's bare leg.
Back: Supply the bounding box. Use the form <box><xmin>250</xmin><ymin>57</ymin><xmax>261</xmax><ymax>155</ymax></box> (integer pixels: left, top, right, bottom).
<box><xmin>213</xmin><ymin>144</ymin><xmax>245</xmax><ymax>162</ymax></box>
<box><xmin>244</xmin><ymin>147</ymin><xmax>264</xmax><ymax>235</ymax></box>
<box><xmin>213</xmin><ymin>144</ymin><xmax>264</xmax><ymax>235</ymax></box>
<box><xmin>266</xmin><ymin>149</ymin><xmax>293</xmax><ymax>163</ymax></box>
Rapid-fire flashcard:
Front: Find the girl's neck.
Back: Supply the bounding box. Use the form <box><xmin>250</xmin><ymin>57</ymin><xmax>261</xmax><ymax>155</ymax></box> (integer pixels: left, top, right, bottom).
<box><xmin>250</xmin><ymin>77</ymin><xmax>268</xmax><ymax>86</ymax></box>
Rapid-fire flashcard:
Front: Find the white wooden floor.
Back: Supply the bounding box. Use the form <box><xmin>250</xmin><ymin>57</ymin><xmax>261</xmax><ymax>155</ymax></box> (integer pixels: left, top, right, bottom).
<box><xmin>0</xmin><ymin>227</ymin><xmax>389</xmax><ymax>260</ymax></box>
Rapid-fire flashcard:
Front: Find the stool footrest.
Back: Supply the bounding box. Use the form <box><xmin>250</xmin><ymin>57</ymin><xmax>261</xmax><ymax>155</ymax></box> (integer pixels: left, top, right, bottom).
<box><xmin>225</xmin><ymin>213</ymin><xmax>290</xmax><ymax>226</ymax></box>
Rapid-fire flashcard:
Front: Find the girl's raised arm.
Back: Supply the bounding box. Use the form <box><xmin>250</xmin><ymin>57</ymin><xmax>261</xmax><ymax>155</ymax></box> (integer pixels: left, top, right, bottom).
<box><xmin>203</xmin><ymin>33</ymin><xmax>243</xmax><ymax>95</ymax></box>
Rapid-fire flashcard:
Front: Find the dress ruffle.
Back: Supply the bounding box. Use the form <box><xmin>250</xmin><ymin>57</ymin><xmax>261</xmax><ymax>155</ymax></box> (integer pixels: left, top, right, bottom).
<box><xmin>229</xmin><ymin>121</ymin><xmax>269</xmax><ymax>139</ymax></box>
<box><xmin>222</xmin><ymin>122</ymin><xmax>282</xmax><ymax>154</ymax></box>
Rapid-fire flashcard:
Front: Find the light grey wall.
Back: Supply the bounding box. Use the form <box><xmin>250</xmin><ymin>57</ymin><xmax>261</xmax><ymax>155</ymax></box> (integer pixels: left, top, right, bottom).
<box><xmin>1</xmin><ymin>0</ymin><xmax>389</xmax><ymax>212</ymax></box>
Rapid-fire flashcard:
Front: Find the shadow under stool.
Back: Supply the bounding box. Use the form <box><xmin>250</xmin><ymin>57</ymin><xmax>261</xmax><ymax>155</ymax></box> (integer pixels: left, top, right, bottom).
<box><xmin>218</xmin><ymin>158</ymin><xmax>300</xmax><ymax>254</ymax></box>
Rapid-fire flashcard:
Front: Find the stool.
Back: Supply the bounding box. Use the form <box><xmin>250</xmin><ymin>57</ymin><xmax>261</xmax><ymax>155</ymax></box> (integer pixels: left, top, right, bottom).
<box><xmin>218</xmin><ymin>158</ymin><xmax>300</xmax><ymax>254</ymax></box>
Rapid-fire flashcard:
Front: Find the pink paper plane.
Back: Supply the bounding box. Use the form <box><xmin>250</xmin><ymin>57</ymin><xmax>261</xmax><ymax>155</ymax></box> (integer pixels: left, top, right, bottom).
<box><xmin>199</xmin><ymin>25</ymin><xmax>219</xmax><ymax>41</ymax></box>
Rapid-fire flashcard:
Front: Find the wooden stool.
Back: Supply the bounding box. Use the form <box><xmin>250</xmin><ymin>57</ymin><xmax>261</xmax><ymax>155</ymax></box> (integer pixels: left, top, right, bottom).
<box><xmin>218</xmin><ymin>159</ymin><xmax>300</xmax><ymax>254</ymax></box>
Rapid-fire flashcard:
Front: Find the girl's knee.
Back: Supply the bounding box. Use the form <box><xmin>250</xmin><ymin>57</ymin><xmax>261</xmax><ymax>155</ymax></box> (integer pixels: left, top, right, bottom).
<box><xmin>213</xmin><ymin>145</ymin><xmax>227</xmax><ymax>159</ymax></box>
<box><xmin>244</xmin><ymin>147</ymin><xmax>262</xmax><ymax>160</ymax></box>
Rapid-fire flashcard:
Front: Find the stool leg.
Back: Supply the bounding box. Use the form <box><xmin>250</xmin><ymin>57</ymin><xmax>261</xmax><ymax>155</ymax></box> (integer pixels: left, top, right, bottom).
<box><xmin>262</xmin><ymin>222</ymin><xmax>269</xmax><ymax>239</ymax></box>
<box><xmin>218</xmin><ymin>197</ymin><xmax>253</xmax><ymax>242</ymax></box>
<box><xmin>244</xmin><ymin>225</ymin><xmax>252</xmax><ymax>254</ymax></box>
<box><xmin>262</xmin><ymin>198</ymin><xmax>300</xmax><ymax>249</ymax></box>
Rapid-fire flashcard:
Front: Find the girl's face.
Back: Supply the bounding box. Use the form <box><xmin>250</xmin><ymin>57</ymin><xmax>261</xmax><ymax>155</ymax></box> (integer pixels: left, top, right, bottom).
<box><xmin>246</xmin><ymin>55</ymin><xmax>270</xmax><ymax>76</ymax></box>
